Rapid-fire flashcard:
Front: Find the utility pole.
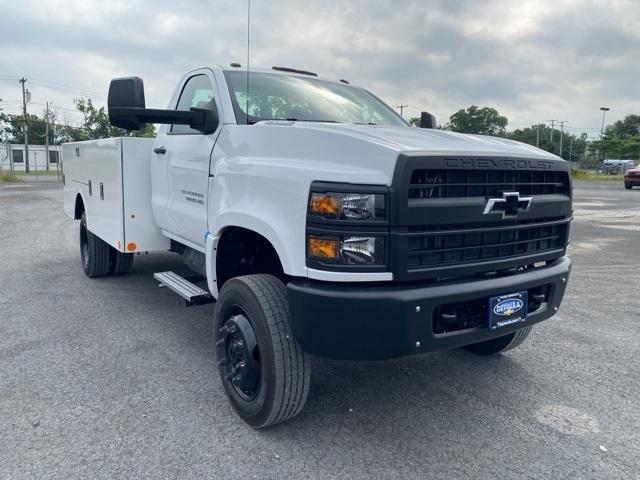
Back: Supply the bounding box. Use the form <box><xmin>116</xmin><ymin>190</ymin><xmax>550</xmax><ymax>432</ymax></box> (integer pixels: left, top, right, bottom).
<box><xmin>8</xmin><ymin>143</ymin><xmax>14</xmax><ymax>174</ymax></box>
<box><xmin>547</xmin><ymin>120</ymin><xmax>557</xmax><ymax>143</ymax></box>
<box><xmin>599</xmin><ymin>106</ymin><xmax>610</xmax><ymax>163</ymax></box>
<box><xmin>599</xmin><ymin>107</ymin><xmax>610</xmax><ymax>140</ymax></box>
<box><xmin>45</xmin><ymin>102</ymin><xmax>50</xmax><ymax>171</ymax></box>
<box><xmin>568</xmin><ymin>136</ymin><xmax>573</xmax><ymax>163</ymax></box>
<box><xmin>557</xmin><ymin>121</ymin><xmax>567</xmax><ymax>160</ymax></box>
<box><xmin>536</xmin><ymin>124</ymin><xmax>540</xmax><ymax>148</ymax></box>
<box><xmin>397</xmin><ymin>104</ymin><xmax>408</xmax><ymax>118</ymax></box>
<box><xmin>19</xmin><ymin>77</ymin><xmax>30</xmax><ymax>173</ymax></box>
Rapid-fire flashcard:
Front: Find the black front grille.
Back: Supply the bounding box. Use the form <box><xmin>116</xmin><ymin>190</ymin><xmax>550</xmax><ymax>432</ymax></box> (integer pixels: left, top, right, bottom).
<box><xmin>406</xmin><ymin>217</ymin><xmax>569</xmax><ymax>271</ymax></box>
<box><xmin>390</xmin><ymin>156</ymin><xmax>572</xmax><ymax>281</ymax></box>
<box><xmin>408</xmin><ymin>169</ymin><xmax>570</xmax><ymax>199</ymax></box>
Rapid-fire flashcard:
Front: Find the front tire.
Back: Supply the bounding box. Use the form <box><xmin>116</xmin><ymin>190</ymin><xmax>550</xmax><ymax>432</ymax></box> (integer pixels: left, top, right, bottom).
<box><xmin>79</xmin><ymin>213</ymin><xmax>110</xmax><ymax>278</ymax></box>
<box><xmin>463</xmin><ymin>326</ymin><xmax>532</xmax><ymax>355</ymax></box>
<box><xmin>625</xmin><ymin>184</ymin><xmax>632</xmax><ymax>190</ymax></box>
<box><xmin>214</xmin><ymin>274</ymin><xmax>311</xmax><ymax>429</ymax></box>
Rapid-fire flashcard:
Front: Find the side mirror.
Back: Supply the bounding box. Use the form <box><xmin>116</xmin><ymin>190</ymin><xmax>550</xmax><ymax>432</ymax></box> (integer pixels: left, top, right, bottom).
<box><xmin>107</xmin><ymin>76</ymin><xmax>219</xmax><ymax>134</ymax></box>
<box><xmin>420</xmin><ymin>111</ymin><xmax>437</xmax><ymax>129</ymax></box>
<box><xmin>108</xmin><ymin>77</ymin><xmax>146</xmax><ymax>130</ymax></box>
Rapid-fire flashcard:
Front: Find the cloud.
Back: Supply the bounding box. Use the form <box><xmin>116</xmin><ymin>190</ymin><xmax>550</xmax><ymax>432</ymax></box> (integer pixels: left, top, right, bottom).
<box><xmin>0</xmin><ymin>0</ymin><xmax>638</xmax><ymax>135</ymax></box>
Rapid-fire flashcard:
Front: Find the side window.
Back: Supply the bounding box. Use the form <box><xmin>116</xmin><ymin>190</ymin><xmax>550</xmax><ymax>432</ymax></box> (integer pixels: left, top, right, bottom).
<box><xmin>171</xmin><ymin>74</ymin><xmax>215</xmax><ymax>134</ymax></box>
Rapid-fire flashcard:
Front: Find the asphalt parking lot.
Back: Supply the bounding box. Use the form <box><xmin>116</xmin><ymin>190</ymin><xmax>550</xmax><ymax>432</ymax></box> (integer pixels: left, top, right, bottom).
<box><xmin>1</xmin><ymin>180</ymin><xmax>639</xmax><ymax>479</ymax></box>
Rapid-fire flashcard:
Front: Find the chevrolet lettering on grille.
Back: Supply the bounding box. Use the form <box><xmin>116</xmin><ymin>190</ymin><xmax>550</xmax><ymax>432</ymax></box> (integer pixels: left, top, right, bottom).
<box><xmin>483</xmin><ymin>192</ymin><xmax>532</xmax><ymax>219</ymax></box>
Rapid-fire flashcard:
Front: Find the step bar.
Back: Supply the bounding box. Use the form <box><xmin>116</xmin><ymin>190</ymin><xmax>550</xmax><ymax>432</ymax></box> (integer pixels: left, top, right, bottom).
<box><xmin>154</xmin><ymin>271</ymin><xmax>214</xmax><ymax>306</ymax></box>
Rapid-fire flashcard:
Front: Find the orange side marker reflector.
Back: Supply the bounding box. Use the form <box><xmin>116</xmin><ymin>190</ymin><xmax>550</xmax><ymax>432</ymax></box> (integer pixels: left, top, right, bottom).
<box><xmin>126</xmin><ymin>242</ymin><xmax>137</xmax><ymax>252</ymax></box>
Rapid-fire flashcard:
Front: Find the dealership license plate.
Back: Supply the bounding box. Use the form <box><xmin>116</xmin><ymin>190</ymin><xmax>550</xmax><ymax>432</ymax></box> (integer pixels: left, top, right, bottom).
<box><xmin>488</xmin><ymin>291</ymin><xmax>528</xmax><ymax>330</ymax></box>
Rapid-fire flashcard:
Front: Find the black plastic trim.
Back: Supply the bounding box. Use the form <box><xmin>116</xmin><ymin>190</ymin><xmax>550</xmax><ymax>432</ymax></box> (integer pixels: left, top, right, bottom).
<box><xmin>386</xmin><ymin>154</ymin><xmax>572</xmax><ymax>281</ymax></box>
<box><xmin>272</xmin><ymin>66</ymin><xmax>318</xmax><ymax>76</ymax></box>
<box><xmin>288</xmin><ymin>256</ymin><xmax>571</xmax><ymax>360</ymax></box>
<box><xmin>391</xmin><ymin>154</ymin><xmax>571</xmax><ymax>226</ymax></box>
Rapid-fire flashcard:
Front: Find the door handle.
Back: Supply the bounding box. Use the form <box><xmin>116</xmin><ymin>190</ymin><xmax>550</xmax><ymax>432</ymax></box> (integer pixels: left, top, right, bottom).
<box><xmin>154</xmin><ymin>146</ymin><xmax>166</xmax><ymax>155</ymax></box>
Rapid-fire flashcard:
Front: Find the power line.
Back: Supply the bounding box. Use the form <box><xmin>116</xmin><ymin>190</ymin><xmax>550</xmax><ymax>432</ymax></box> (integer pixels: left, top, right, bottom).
<box><xmin>3</xmin><ymin>77</ymin><xmax>165</xmax><ymax>108</ymax></box>
<box><xmin>29</xmin><ymin>78</ymin><xmax>109</xmax><ymax>98</ymax></box>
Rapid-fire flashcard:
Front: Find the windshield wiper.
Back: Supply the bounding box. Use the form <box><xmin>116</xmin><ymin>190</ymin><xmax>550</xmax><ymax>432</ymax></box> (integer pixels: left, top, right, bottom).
<box><xmin>282</xmin><ymin>118</ymin><xmax>342</xmax><ymax>123</ymax></box>
<box><xmin>247</xmin><ymin>118</ymin><xmax>342</xmax><ymax>124</ymax></box>
<box><xmin>354</xmin><ymin>122</ymin><xmax>379</xmax><ymax>125</ymax></box>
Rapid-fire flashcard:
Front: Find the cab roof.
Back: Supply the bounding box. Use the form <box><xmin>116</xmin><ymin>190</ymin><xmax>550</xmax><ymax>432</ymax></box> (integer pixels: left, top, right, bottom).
<box><xmin>218</xmin><ymin>64</ymin><xmax>352</xmax><ymax>87</ymax></box>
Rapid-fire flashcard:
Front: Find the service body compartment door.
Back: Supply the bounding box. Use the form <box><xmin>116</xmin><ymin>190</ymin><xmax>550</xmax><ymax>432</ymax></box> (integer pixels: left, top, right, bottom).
<box><xmin>121</xmin><ymin>138</ymin><xmax>170</xmax><ymax>253</ymax></box>
<box><xmin>80</xmin><ymin>138</ymin><xmax>125</xmax><ymax>250</ymax></box>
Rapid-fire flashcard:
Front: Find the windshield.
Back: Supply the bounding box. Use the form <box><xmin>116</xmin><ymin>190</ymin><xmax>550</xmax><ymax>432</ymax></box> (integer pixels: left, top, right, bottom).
<box><xmin>224</xmin><ymin>71</ymin><xmax>408</xmax><ymax>126</ymax></box>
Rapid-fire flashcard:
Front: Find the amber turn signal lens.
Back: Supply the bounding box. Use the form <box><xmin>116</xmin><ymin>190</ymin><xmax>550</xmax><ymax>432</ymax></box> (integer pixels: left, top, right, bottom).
<box><xmin>308</xmin><ymin>236</ymin><xmax>339</xmax><ymax>259</ymax></box>
<box><xmin>309</xmin><ymin>193</ymin><xmax>340</xmax><ymax>216</ymax></box>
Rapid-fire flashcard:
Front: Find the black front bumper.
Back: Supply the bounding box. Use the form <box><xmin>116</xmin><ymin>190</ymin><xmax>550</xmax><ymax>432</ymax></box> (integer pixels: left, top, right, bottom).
<box><xmin>288</xmin><ymin>256</ymin><xmax>571</xmax><ymax>360</ymax></box>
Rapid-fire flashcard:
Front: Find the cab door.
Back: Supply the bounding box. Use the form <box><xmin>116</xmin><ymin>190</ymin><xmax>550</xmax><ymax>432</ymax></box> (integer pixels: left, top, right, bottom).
<box><xmin>153</xmin><ymin>72</ymin><xmax>222</xmax><ymax>248</ymax></box>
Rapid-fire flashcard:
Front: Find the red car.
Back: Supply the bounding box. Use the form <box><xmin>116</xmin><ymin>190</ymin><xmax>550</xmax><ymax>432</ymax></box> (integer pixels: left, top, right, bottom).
<box><xmin>624</xmin><ymin>166</ymin><xmax>640</xmax><ymax>189</ymax></box>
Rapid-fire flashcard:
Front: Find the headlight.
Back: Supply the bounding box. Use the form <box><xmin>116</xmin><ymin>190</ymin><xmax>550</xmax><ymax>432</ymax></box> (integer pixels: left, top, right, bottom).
<box><xmin>309</xmin><ymin>192</ymin><xmax>386</xmax><ymax>220</ymax></box>
<box><xmin>308</xmin><ymin>235</ymin><xmax>385</xmax><ymax>265</ymax></box>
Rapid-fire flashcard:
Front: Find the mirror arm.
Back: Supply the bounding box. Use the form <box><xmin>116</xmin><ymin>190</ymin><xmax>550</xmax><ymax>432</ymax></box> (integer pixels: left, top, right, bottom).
<box><xmin>108</xmin><ymin>105</ymin><xmax>217</xmax><ymax>134</ymax></box>
<box><xmin>109</xmin><ymin>107</ymin><xmax>201</xmax><ymax>126</ymax></box>
<box><xmin>189</xmin><ymin>106</ymin><xmax>218</xmax><ymax>134</ymax></box>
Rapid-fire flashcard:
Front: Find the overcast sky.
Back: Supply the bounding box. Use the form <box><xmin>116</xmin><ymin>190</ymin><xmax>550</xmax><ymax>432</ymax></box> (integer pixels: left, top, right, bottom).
<box><xmin>1</xmin><ymin>0</ymin><xmax>638</xmax><ymax>138</ymax></box>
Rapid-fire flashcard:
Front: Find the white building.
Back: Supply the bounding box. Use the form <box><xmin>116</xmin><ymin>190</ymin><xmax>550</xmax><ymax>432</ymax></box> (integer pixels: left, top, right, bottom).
<box><xmin>0</xmin><ymin>143</ymin><xmax>62</xmax><ymax>172</ymax></box>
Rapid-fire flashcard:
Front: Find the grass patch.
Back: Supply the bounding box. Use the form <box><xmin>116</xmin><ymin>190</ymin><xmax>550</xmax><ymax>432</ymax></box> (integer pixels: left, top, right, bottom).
<box><xmin>20</xmin><ymin>169</ymin><xmax>61</xmax><ymax>176</ymax></box>
<box><xmin>570</xmin><ymin>168</ymin><xmax>624</xmax><ymax>182</ymax></box>
<box><xmin>0</xmin><ymin>169</ymin><xmax>22</xmax><ymax>183</ymax></box>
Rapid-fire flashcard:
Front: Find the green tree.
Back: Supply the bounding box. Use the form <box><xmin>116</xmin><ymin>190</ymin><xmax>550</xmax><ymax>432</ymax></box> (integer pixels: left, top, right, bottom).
<box><xmin>589</xmin><ymin>114</ymin><xmax>640</xmax><ymax>162</ymax></box>
<box><xmin>447</xmin><ymin>105</ymin><xmax>508</xmax><ymax>136</ymax></box>
<box><xmin>0</xmin><ymin>112</ymin><xmax>54</xmax><ymax>144</ymax></box>
<box><xmin>74</xmin><ymin>98</ymin><xmax>155</xmax><ymax>139</ymax></box>
<box><xmin>0</xmin><ymin>99</ymin><xmax>155</xmax><ymax>144</ymax></box>
<box><xmin>509</xmin><ymin>124</ymin><xmax>587</xmax><ymax>161</ymax></box>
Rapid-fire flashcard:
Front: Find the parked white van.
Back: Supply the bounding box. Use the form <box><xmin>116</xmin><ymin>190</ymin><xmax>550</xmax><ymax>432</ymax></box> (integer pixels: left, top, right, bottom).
<box><xmin>602</xmin><ymin>159</ymin><xmax>635</xmax><ymax>174</ymax></box>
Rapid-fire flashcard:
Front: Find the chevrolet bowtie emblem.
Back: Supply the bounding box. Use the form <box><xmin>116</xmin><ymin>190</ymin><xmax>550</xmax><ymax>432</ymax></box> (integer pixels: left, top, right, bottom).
<box><xmin>483</xmin><ymin>192</ymin><xmax>532</xmax><ymax>218</ymax></box>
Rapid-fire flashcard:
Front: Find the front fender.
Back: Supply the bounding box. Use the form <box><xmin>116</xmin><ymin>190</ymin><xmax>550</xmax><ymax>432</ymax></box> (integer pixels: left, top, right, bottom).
<box><xmin>206</xmin><ymin>172</ymin><xmax>308</xmax><ymax>297</ymax></box>
<box><xmin>206</xmin><ymin>126</ymin><xmax>399</xmax><ymax>295</ymax></box>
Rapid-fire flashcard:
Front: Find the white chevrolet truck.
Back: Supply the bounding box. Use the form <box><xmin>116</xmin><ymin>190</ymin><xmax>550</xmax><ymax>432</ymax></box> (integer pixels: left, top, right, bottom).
<box><xmin>63</xmin><ymin>65</ymin><xmax>572</xmax><ymax>428</ymax></box>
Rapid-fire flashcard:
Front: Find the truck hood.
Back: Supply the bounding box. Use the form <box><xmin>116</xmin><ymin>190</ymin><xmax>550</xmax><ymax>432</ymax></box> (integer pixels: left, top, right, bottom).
<box><xmin>290</xmin><ymin>123</ymin><xmax>557</xmax><ymax>160</ymax></box>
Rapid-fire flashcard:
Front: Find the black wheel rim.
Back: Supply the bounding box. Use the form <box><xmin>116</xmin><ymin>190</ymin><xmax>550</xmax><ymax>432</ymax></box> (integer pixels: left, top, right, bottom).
<box><xmin>217</xmin><ymin>306</ymin><xmax>261</xmax><ymax>401</ymax></box>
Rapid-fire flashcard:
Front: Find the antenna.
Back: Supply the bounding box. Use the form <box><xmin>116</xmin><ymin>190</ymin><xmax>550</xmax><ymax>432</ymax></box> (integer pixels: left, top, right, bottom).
<box><xmin>245</xmin><ymin>0</ymin><xmax>251</xmax><ymax>125</ymax></box>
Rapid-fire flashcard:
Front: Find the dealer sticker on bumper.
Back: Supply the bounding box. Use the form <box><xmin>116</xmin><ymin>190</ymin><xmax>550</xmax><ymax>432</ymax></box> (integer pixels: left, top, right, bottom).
<box><xmin>488</xmin><ymin>291</ymin><xmax>528</xmax><ymax>330</ymax></box>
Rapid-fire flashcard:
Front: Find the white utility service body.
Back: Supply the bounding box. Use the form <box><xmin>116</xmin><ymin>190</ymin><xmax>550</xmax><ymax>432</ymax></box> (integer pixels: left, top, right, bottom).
<box><xmin>63</xmin><ymin>65</ymin><xmax>572</xmax><ymax>428</ymax></box>
<box><xmin>63</xmin><ymin>138</ymin><xmax>169</xmax><ymax>254</ymax></box>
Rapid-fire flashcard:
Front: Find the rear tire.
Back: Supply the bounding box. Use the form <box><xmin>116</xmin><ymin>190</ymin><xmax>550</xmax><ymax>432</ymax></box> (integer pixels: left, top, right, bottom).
<box><xmin>463</xmin><ymin>326</ymin><xmax>532</xmax><ymax>355</ymax></box>
<box><xmin>214</xmin><ymin>274</ymin><xmax>311</xmax><ymax>429</ymax></box>
<box><xmin>625</xmin><ymin>184</ymin><xmax>632</xmax><ymax>190</ymax></box>
<box><xmin>109</xmin><ymin>247</ymin><xmax>134</xmax><ymax>275</ymax></box>
<box><xmin>79</xmin><ymin>213</ymin><xmax>110</xmax><ymax>278</ymax></box>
